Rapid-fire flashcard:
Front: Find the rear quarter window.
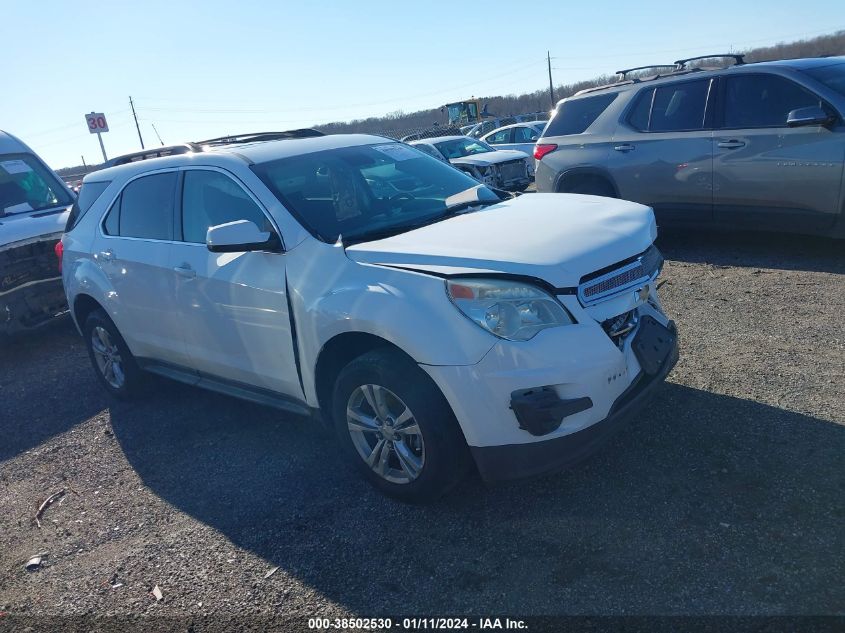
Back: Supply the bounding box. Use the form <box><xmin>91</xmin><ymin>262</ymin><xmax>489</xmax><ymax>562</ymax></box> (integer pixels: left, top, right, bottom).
<box><xmin>544</xmin><ymin>93</ymin><xmax>618</xmax><ymax>137</ymax></box>
<box><xmin>65</xmin><ymin>181</ymin><xmax>110</xmax><ymax>231</ymax></box>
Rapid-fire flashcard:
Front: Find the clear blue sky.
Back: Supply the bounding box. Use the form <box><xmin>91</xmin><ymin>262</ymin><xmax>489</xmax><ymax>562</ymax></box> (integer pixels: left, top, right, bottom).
<box><xmin>3</xmin><ymin>0</ymin><xmax>842</xmax><ymax>169</ymax></box>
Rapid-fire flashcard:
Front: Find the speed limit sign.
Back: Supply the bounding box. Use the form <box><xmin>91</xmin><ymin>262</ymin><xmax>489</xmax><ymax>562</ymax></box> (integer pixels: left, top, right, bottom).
<box><xmin>85</xmin><ymin>112</ymin><xmax>109</xmax><ymax>134</ymax></box>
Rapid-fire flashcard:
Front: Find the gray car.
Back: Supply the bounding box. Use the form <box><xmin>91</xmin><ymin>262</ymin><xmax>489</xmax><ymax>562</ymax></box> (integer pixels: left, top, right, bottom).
<box><xmin>534</xmin><ymin>55</ymin><xmax>845</xmax><ymax>238</ymax></box>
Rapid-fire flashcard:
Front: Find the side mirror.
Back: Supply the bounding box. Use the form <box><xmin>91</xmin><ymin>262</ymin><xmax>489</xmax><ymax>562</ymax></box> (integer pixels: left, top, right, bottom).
<box><xmin>787</xmin><ymin>105</ymin><xmax>834</xmax><ymax>128</ymax></box>
<box><xmin>206</xmin><ymin>219</ymin><xmax>281</xmax><ymax>253</ymax></box>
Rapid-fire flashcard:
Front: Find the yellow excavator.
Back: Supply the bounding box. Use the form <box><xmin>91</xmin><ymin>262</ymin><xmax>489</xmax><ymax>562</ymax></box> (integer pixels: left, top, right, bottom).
<box><xmin>443</xmin><ymin>99</ymin><xmax>486</xmax><ymax>125</ymax></box>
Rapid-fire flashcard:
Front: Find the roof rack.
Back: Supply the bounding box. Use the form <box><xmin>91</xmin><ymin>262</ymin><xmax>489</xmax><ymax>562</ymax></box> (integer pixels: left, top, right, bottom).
<box><xmin>674</xmin><ymin>54</ymin><xmax>745</xmax><ymax>70</ymax></box>
<box><xmin>196</xmin><ymin>129</ymin><xmax>324</xmax><ymax>146</ymax></box>
<box><xmin>615</xmin><ymin>65</ymin><xmax>678</xmax><ymax>80</ymax></box>
<box><xmin>105</xmin><ymin>144</ymin><xmax>200</xmax><ymax>168</ymax></box>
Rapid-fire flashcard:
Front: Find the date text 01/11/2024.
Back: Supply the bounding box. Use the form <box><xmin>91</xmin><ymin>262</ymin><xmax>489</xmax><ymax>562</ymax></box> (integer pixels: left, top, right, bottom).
<box><xmin>307</xmin><ymin>617</ymin><xmax>528</xmax><ymax>630</ymax></box>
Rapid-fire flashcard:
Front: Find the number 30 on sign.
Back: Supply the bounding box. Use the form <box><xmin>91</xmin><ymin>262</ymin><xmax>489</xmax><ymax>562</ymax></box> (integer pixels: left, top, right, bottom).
<box><xmin>85</xmin><ymin>113</ymin><xmax>109</xmax><ymax>134</ymax></box>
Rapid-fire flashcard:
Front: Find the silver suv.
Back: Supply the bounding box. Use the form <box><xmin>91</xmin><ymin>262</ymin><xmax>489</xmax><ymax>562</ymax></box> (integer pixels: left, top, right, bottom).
<box><xmin>535</xmin><ymin>55</ymin><xmax>845</xmax><ymax>238</ymax></box>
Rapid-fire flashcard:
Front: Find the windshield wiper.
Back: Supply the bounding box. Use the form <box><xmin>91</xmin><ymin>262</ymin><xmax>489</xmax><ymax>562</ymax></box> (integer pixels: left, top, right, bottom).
<box><xmin>345</xmin><ymin>203</ymin><xmax>494</xmax><ymax>245</ymax></box>
<box><xmin>442</xmin><ymin>198</ymin><xmax>498</xmax><ymax>215</ymax></box>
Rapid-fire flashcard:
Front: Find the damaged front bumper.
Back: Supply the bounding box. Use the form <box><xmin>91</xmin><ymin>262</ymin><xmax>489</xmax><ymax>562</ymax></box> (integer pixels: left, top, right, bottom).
<box><xmin>0</xmin><ymin>234</ymin><xmax>68</xmax><ymax>336</ymax></box>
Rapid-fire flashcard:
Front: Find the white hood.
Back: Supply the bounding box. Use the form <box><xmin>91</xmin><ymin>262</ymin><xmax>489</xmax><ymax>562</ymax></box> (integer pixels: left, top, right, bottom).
<box><xmin>450</xmin><ymin>149</ymin><xmax>529</xmax><ymax>167</ymax></box>
<box><xmin>346</xmin><ymin>194</ymin><xmax>656</xmax><ymax>288</ymax></box>
<box><xmin>0</xmin><ymin>206</ymin><xmax>69</xmax><ymax>249</ymax></box>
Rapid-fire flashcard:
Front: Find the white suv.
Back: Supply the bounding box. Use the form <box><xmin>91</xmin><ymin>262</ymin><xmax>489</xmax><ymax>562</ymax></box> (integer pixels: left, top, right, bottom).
<box><xmin>61</xmin><ymin>131</ymin><xmax>678</xmax><ymax>501</ymax></box>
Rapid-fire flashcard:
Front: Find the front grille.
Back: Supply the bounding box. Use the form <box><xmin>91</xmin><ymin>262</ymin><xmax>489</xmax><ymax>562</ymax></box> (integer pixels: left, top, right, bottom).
<box><xmin>583</xmin><ymin>265</ymin><xmax>644</xmax><ymax>299</ymax></box>
<box><xmin>0</xmin><ymin>238</ymin><xmax>61</xmax><ymax>293</ymax></box>
<box><xmin>497</xmin><ymin>160</ymin><xmax>525</xmax><ymax>182</ymax></box>
<box><xmin>578</xmin><ymin>246</ymin><xmax>663</xmax><ymax>305</ymax></box>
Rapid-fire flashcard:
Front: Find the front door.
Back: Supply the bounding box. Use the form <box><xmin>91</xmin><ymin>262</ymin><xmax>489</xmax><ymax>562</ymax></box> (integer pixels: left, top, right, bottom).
<box><xmin>608</xmin><ymin>78</ymin><xmax>715</xmax><ymax>224</ymax></box>
<box><xmin>713</xmin><ymin>73</ymin><xmax>845</xmax><ymax>231</ymax></box>
<box><xmin>170</xmin><ymin>167</ymin><xmax>302</xmax><ymax>397</ymax></box>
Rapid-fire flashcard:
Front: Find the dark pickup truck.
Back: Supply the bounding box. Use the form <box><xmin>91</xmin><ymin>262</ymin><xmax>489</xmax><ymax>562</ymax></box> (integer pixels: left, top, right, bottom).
<box><xmin>1</xmin><ymin>131</ymin><xmax>74</xmax><ymax>336</ymax></box>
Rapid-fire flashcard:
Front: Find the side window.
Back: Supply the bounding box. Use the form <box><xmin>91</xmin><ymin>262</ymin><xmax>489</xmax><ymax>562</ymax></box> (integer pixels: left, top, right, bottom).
<box><xmin>181</xmin><ymin>170</ymin><xmax>270</xmax><ymax>244</ymax></box>
<box><xmin>627</xmin><ymin>89</ymin><xmax>654</xmax><ymax>131</ymax></box>
<box><xmin>111</xmin><ymin>172</ymin><xmax>177</xmax><ymax>240</ymax></box>
<box><xmin>724</xmin><ymin>74</ymin><xmax>821</xmax><ymax>128</ymax></box>
<box><xmin>650</xmin><ymin>79</ymin><xmax>710</xmax><ymax>132</ymax></box>
<box><xmin>66</xmin><ymin>180</ymin><xmax>110</xmax><ymax>231</ymax></box>
<box><xmin>513</xmin><ymin>126</ymin><xmax>538</xmax><ymax>142</ymax></box>
<box><xmin>487</xmin><ymin>129</ymin><xmax>512</xmax><ymax>144</ymax></box>
<box><xmin>544</xmin><ymin>93</ymin><xmax>618</xmax><ymax>137</ymax></box>
<box><xmin>103</xmin><ymin>194</ymin><xmax>120</xmax><ymax>236</ymax></box>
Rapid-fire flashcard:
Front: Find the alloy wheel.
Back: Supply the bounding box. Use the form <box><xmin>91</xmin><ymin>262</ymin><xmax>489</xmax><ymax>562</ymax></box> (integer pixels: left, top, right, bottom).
<box><xmin>90</xmin><ymin>325</ymin><xmax>125</xmax><ymax>389</ymax></box>
<box><xmin>346</xmin><ymin>384</ymin><xmax>425</xmax><ymax>484</ymax></box>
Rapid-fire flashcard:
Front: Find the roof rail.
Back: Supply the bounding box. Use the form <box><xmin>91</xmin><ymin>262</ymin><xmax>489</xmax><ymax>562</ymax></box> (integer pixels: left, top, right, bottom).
<box><xmin>674</xmin><ymin>54</ymin><xmax>745</xmax><ymax>70</ymax></box>
<box><xmin>196</xmin><ymin>129</ymin><xmax>324</xmax><ymax>146</ymax></box>
<box><xmin>105</xmin><ymin>144</ymin><xmax>200</xmax><ymax>168</ymax></box>
<box><xmin>615</xmin><ymin>65</ymin><xmax>678</xmax><ymax>80</ymax></box>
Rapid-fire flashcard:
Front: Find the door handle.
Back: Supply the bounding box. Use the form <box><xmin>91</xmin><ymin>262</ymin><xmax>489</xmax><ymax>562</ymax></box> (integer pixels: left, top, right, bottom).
<box><xmin>717</xmin><ymin>140</ymin><xmax>746</xmax><ymax>149</ymax></box>
<box><xmin>173</xmin><ymin>264</ymin><xmax>196</xmax><ymax>279</ymax></box>
<box><xmin>98</xmin><ymin>249</ymin><xmax>114</xmax><ymax>262</ymax></box>
<box><xmin>614</xmin><ymin>144</ymin><xmax>635</xmax><ymax>152</ymax></box>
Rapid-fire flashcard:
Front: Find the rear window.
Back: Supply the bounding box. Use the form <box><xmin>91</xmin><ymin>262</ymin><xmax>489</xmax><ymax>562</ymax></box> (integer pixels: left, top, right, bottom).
<box><xmin>0</xmin><ymin>153</ymin><xmax>74</xmax><ymax>216</ymax></box>
<box><xmin>544</xmin><ymin>93</ymin><xmax>617</xmax><ymax>137</ymax></box>
<box><xmin>102</xmin><ymin>172</ymin><xmax>176</xmax><ymax>240</ymax></box>
<box><xmin>65</xmin><ymin>181</ymin><xmax>110</xmax><ymax>231</ymax></box>
<box><xmin>628</xmin><ymin>79</ymin><xmax>711</xmax><ymax>132</ymax></box>
<box><xmin>650</xmin><ymin>79</ymin><xmax>710</xmax><ymax>132</ymax></box>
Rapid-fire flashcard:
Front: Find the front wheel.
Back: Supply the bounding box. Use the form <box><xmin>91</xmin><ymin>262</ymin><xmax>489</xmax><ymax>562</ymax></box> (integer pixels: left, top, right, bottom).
<box><xmin>331</xmin><ymin>348</ymin><xmax>470</xmax><ymax>502</ymax></box>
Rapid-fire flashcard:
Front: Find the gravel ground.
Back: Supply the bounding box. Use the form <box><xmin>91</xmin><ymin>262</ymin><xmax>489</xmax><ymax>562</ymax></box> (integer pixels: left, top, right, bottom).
<box><xmin>1</xmin><ymin>229</ymin><xmax>843</xmax><ymax>631</ymax></box>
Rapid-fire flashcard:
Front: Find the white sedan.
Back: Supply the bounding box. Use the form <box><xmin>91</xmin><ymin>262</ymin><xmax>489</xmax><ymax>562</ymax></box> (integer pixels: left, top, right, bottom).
<box><xmin>481</xmin><ymin>121</ymin><xmax>547</xmax><ymax>166</ymax></box>
<box><xmin>409</xmin><ymin>135</ymin><xmax>532</xmax><ymax>191</ymax></box>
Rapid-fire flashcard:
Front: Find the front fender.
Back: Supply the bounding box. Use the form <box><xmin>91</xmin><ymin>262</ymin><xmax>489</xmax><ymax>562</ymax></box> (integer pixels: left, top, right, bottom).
<box><xmin>287</xmin><ymin>239</ymin><xmax>496</xmax><ymax>403</ymax></box>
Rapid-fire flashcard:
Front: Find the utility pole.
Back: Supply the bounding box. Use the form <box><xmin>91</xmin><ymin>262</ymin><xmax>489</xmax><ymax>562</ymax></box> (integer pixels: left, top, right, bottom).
<box><xmin>129</xmin><ymin>96</ymin><xmax>145</xmax><ymax>149</ymax></box>
<box><xmin>151</xmin><ymin>123</ymin><xmax>165</xmax><ymax>146</ymax></box>
<box><xmin>547</xmin><ymin>51</ymin><xmax>556</xmax><ymax>110</ymax></box>
<box><xmin>81</xmin><ymin>155</ymin><xmax>87</xmax><ymax>169</ymax></box>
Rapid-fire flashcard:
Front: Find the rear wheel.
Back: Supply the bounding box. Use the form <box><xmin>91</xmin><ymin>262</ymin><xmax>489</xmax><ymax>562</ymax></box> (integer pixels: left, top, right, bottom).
<box><xmin>332</xmin><ymin>348</ymin><xmax>470</xmax><ymax>502</ymax></box>
<box><xmin>83</xmin><ymin>309</ymin><xmax>145</xmax><ymax>399</ymax></box>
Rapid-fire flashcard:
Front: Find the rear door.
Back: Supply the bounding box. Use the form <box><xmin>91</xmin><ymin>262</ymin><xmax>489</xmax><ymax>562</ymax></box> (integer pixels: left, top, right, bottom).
<box><xmin>608</xmin><ymin>78</ymin><xmax>715</xmax><ymax>224</ymax></box>
<box><xmin>92</xmin><ymin>170</ymin><xmax>188</xmax><ymax>365</ymax></box>
<box><xmin>169</xmin><ymin>167</ymin><xmax>301</xmax><ymax>397</ymax></box>
<box><xmin>712</xmin><ymin>73</ymin><xmax>844</xmax><ymax>231</ymax></box>
<box><xmin>484</xmin><ymin>127</ymin><xmax>514</xmax><ymax>149</ymax></box>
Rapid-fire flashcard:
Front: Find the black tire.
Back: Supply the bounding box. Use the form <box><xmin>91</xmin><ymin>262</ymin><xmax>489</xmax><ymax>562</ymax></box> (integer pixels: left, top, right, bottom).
<box><xmin>82</xmin><ymin>309</ymin><xmax>145</xmax><ymax>399</ymax></box>
<box><xmin>331</xmin><ymin>348</ymin><xmax>470</xmax><ymax>502</ymax></box>
<box><xmin>562</xmin><ymin>176</ymin><xmax>617</xmax><ymax>198</ymax></box>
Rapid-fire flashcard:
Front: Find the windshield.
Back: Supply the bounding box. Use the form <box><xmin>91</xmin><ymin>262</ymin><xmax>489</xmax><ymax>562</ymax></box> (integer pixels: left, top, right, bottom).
<box><xmin>251</xmin><ymin>142</ymin><xmax>502</xmax><ymax>244</ymax></box>
<box><xmin>434</xmin><ymin>138</ymin><xmax>494</xmax><ymax>159</ymax></box>
<box><xmin>0</xmin><ymin>153</ymin><xmax>74</xmax><ymax>216</ymax></box>
<box><xmin>446</xmin><ymin>102</ymin><xmax>479</xmax><ymax>124</ymax></box>
<box><xmin>803</xmin><ymin>62</ymin><xmax>845</xmax><ymax>98</ymax></box>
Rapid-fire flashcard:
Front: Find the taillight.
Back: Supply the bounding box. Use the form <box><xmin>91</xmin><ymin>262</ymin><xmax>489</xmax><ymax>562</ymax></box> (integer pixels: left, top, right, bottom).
<box><xmin>534</xmin><ymin>144</ymin><xmax>558</xmax><ymax>161</ymax></box>
<box><xmin>54</xmin><ymin>240</ymin><xmax>64</xmax><ymax>273</ymax></box>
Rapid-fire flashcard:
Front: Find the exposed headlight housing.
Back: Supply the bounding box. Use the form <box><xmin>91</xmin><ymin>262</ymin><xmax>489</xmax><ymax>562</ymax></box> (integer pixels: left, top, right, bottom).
<box><xmin>446</xmin><ymin>278</ymin><xmax>574</xmax><ymax>341</ymax></box>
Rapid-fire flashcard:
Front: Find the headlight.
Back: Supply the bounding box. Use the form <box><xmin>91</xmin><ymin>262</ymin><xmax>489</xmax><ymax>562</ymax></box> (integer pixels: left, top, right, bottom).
<box><xmin>446</xmin><ymin>278</ymin><xmax>574</xmax><ymax>341</ymax></box>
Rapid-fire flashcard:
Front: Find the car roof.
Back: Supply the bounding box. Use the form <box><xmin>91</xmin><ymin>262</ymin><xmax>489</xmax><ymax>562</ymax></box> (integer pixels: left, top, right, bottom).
<box><xmin>410</xmin><ymin>135</ymin><xmax>470</xmax><ymax>144</ymax></box>
<box><xmin>0</xmin><ymin>130</ymin><xmax>35</xmax><ymax>155</ymax></box>
<box><xmin>567</xmin><ymin>55</ymin><xmax>845</xmax><ymax>101</ymax></box>
<box><xmin>482</xmin><ymin>121</ymin><xmax>545</xmax><ymax>135</ymax></box>
<box><xmin>85</xmin><ymin>133</ymin><xmax>393</xmax><ymax>183</ymax></box>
